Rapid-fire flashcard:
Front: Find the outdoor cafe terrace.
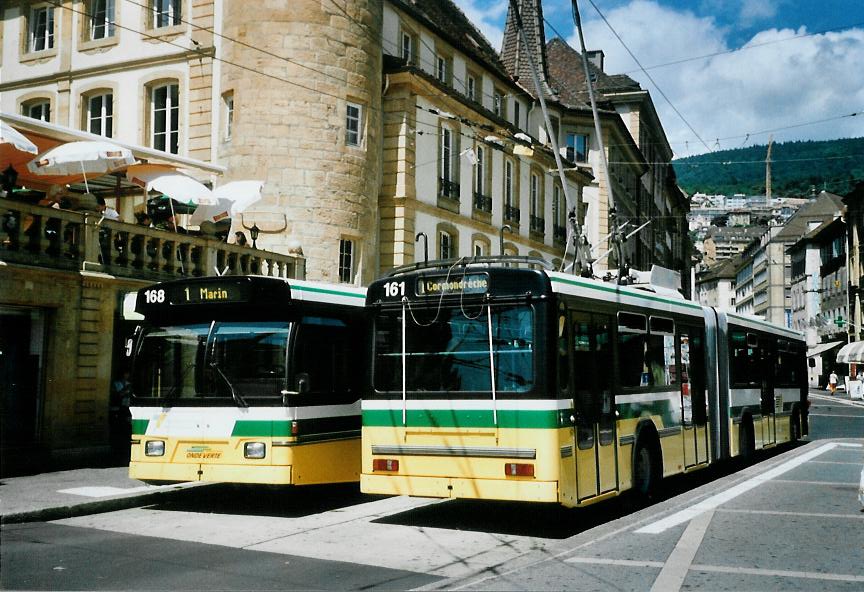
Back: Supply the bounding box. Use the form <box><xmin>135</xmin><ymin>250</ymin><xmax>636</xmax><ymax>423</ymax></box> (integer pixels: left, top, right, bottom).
<box><xmin>0</xmin><ymin>197</ymin><xmax>305</xmax><ymax>282</ymax></box>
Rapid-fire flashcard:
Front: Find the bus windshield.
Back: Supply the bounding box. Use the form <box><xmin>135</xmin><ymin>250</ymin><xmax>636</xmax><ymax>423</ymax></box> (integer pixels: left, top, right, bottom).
<box><xmin>133</xmin><ymin>321</ymin><xmax>292</xmax><ymax>402</ymax></box>
<box><xmin>373</xmin><ymin>305</ymin><xmax>534</xmax><ymax>394</ymax></box>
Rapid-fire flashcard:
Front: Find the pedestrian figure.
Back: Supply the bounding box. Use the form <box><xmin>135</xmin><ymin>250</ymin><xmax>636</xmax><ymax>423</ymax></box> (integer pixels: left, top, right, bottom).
<box><xmin>829</xmin><ymin>370</ymin><xmax>839</xmax><ymax>394</ymax></box>
<box><xmin>234</xmin><ymin>231</ymin><xmax>248</xmax><ymax>246</ymax></box>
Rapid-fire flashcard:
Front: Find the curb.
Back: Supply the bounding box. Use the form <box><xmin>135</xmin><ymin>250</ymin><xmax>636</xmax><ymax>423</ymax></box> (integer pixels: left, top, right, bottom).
<box><xmin>1</xmin><ymin>481</ymin><xmax>213</xmax><ymax>526</ymax></box>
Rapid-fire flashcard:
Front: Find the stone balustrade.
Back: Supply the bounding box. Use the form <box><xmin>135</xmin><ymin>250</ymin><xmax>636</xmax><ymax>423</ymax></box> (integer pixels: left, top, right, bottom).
<box><xmin>0</xmin><ymin>198</ymin><xmax>305</xmax><ymax>281</ymax></box>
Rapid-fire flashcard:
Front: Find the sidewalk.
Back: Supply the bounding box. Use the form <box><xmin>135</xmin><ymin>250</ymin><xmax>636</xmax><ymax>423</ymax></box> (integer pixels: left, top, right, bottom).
<box><xmin>0</xmin><ymin>466</ymin><xmax>209</xmax><ymax>525</ymax></box>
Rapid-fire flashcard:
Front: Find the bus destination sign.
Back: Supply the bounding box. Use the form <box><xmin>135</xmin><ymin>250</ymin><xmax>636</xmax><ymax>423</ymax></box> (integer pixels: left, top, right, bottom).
<box><xmin>416</xmin><ymin>273</ymin><xmax>489</xmax><ymax>297</ymax></box>
<box><xmin>166</xmin><ymin>281</ymin><xmax>251</xmax><ymax>305</ymax></box>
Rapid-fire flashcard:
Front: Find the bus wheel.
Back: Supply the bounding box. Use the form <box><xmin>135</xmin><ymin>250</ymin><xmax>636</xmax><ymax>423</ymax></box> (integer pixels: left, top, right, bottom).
<box><xmin>738</xmin><ymin>419</ymin><xmax>754</xmax><ymax>463</ymax></box>
<box><xmin>790</xmin><ymin>409</ymin><xmax>801</xmax><ymax>442</ymax></box>
<box><xmin>633</xmin><ymin>441</ymin><xmax>658</xmax><ymax>498</ymax></box>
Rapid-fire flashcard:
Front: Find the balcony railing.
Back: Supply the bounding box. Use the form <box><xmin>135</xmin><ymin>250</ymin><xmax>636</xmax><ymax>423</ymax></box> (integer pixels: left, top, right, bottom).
<box><xmin>530</xmin><ymin>215</ymin><xmax>545</xmax><ymax>235</ymax></box>
<box><xmin>0</xmin><ymin>198</ymin><xmax>304</xmax><ymax>281</ymax></box>
<box><xmin>504</xmin><ymin>205</ymin><xmax>520</xmax><ymax>223</ymax></box>
<box><xmin>438</xmin><ymin>178</ymin><xmax>460</xmax><ymax>202</ymax></box>
<box><xmin>473</xmin><ymin>192</ymin><xmax>492</xmax><ymax>213</ymax></box>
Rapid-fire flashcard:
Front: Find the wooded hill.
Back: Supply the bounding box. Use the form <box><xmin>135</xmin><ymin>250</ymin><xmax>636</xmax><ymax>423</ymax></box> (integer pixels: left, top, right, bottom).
<box><xmin>672</xmin><ymin>137</ymin><xmax>864</xmax><ymax>198</ymax></box>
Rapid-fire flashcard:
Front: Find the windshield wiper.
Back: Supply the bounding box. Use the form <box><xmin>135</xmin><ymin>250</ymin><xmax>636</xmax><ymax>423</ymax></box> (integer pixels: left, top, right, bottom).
<box><xmin>210</xmin><ymin>361</ymin><xmax>249</xmax><ymax>408</ymax></box>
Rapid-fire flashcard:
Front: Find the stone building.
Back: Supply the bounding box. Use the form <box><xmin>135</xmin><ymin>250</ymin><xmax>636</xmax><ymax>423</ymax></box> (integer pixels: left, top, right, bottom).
<box><xmin>1</xmin><ymin>0</ymin><xmax>689</xmax><ymax>464</ymax></box>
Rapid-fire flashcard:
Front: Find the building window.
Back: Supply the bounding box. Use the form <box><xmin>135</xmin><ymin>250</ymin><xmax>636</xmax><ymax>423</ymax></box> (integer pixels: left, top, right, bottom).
<box><xmin>346</xmin><ymin>102</ymin><xmax>363</xmax><ymax>147</ymax></box>
<box><xmin>152</xmin><ymin>0</ymin><xmax>181</xmax><ymax>29</ymax></box>
<box><xmin>400</xmin><ymin>30</ymin><xmax>417</xmax><ymax>65</ymax></box>
<box><xmin>474</xmin><ymin>242</ymin><xmax>484</xmax><ymax>257</ymax></box>
<box><xmin>435</xmin><ymin>54</ymin><xmax>451</xmax><ymax>85</ymax></box>
<box><xmin>530</xmin><ymin>172</ymin><xmax>544</xmax><ymax>236</ymax></box>
<box><xmin>86</xmin><ymin>92</ymin><xmax>113</xmax><ymax>137</ymax></box>
<box><xmin>150</xmin><ymin>82</ymin><xmax>179</xmax><ymax>154</ymax></box>
<box><xmin>466</xmin><ymin>73</ymin><xmax>477</xmax><ymax>101</ymax></box>
<box><xmin>566</xmin><ymin>133</ymin><xmax>588</xmax><ymax>162</ymax></box>
<box><xmin>338</xmin><ymin>239</ymin><xmax>354</xmax><ymax>283</ymax></box>
<box><xmin>23</xmin><ymin>100</ymin><xmax>51</xmax><ymax>122</ymax></box>
<box><xmin>439</xmin><ymin>230</ymin><xmax>454</xmax><ymax>259</ymax></box>
<box><xmin>552</xmin><ymin>183</ymin><xmax>566</xmax><ymax>243</ymax></box>
<box><xmin>514</xmin><ymin>101</ymin><xmax>520</xmax><ymax>129</ymax></box>
<box><xmin>438</xmin><ymin>125</ymin><xmax>459</xmax><ymax>201</ymax></box>
<box><xmin>473</xmin><ymin>145</ymin><xmax>491</xmax><ymax>213</ymax></box>
<box><xmin>29</xmin><ymin>6</ymin><xmax>55</xmax><ymax>52</ymax></box>
<box><xmin>223</xmin><ymin>92</ymin><xmax>234</xmax><ymax>141</ymax></box>
<box><xmin>493</xmin><ymin>90</ymin><xmax>505</xmax><ymax>117</ymax></box>
<box><xmin>89</xmin><ymin>0</ymin><xmax>115</xmax><ymax>40</ymax></box>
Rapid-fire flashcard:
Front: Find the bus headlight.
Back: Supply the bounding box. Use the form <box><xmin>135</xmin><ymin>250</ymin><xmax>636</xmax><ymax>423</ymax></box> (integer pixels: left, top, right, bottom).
<box><xmin>244</xmin><ymin>442</ymin><xmax>266</xmax><ymax>459</ymax></box>
<box><xmin>145</xmin><ymin>440</ymin><xmax>165</xmax><ymax>456</ymax></box>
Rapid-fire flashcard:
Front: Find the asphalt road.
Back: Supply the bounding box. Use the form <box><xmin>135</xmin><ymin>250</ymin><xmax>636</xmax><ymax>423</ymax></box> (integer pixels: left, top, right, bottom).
<box><xmin>807</xmin><ymin>390</ymin><xmax>864</xmax><ymax>439</ymax></box>
<box><xmin>2</xmin><ymin>408</ymin><xmax>862</xmax><ymax>591</ymax></box>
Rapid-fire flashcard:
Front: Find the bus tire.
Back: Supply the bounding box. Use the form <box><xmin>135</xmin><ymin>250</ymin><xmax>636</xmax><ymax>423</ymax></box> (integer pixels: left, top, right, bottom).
<box><xmin>790</xmin><ymin>408</ymin><xmax>801</xmax><ymax>442</ymax></box>
<box><xmin>632</xmin><ymin>439</ymin><xmax>660</xmax><ymax>499</ymax></box>
<box><xmin>738</xmin><ymin>417</ymin><xmax>755</xmax><ymax>463</ymax></box>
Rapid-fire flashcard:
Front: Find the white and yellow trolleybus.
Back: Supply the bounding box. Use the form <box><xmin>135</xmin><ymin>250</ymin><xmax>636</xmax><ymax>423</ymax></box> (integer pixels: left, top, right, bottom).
<box><xmin>361</xmin><ymin>257</ymin><xmax>807</xmax><ymax>507</ymax></box>
<box><xmin>128</xmin><ymin>275</ymin><xmax>366</xmax><ymax>485</ymax></box>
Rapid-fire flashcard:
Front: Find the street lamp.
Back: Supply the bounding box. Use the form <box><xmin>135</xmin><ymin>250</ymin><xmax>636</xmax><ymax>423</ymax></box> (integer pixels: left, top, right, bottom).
<box><xmin>249</xmin><ymin>224</ymin><xmax>260</xmax><ymax>249</ymax></box>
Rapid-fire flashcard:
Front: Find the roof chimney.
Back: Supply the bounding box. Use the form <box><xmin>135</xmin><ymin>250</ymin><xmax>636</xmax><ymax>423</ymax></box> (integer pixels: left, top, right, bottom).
<box><xmin>586</xmin><ymin>49</ymin><xmax>605</xmax><ymax>72</ymax></box>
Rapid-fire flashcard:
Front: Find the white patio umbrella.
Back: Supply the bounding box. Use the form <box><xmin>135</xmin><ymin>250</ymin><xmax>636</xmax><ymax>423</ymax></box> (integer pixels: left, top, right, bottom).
<box><xmin>1</xmin><ymin>121</ymin><xmax>38</xmax><ymax>154</ymax></box>
<box><xmin>125</xmin><ymin>164</ymin><xmax>213</xmax><ymax>205</ymax></box>
<box><xmin>27</xmin><ymin>140</ymin><xmax>136</xmax><ymax>192</ymax></box>
<box><xmin>213</xmin><ymin>180</ymin><xmax>264</xmax><ymax>216</ymax></box>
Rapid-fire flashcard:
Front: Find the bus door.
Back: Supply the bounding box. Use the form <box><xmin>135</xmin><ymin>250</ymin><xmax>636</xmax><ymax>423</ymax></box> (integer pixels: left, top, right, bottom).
<box><xmin>571</xmin><ymin>313</ymin><xmax>618</xmax><ymax>501</ymax></box>
<box><xmin>680</xmin><ymin>328</ymin><xmax>709</xmax><ymax>467</ymax></box>
<box><xmin>760</xmin><ymin>337</ymin><xmax>776</xmax><ymax>446</ymax></box>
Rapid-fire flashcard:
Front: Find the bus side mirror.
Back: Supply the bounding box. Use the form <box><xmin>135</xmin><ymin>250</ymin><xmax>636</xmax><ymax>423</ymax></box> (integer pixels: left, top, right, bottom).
<box><xmin>295</xmin><ymin>373</ymin><xmax>310</xmax><ymax>394</ymax></box>
<box><xmin>808</xmin><ymin>358</ymin><xmax>816</xmax><ymax>368</ymax></box>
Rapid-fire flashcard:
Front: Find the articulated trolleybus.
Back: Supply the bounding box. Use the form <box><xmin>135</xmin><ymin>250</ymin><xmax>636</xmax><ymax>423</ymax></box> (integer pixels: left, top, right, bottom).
<box><xmin>129</xmin><ymin>275</ymin><xmax>366</xmax><ymax>485</ymax></box>
<box><xmin>361</xmin><ymin>257</ymin><xmax>807</xmax><ymax>507</ymax></box>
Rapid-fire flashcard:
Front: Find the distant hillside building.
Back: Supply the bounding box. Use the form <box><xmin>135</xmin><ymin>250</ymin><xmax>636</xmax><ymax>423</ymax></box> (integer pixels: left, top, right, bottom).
<box><xmin>694</xmin><ymin>257</ymin><xmax>737</xmax><ymax>311</ymax></box>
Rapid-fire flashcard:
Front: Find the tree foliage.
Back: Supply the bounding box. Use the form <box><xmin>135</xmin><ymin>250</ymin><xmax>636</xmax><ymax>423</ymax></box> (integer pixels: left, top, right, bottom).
<box><xmin>673</xmin><ymin>137</ymin><xmax>864</xmax><ymax>197</ymax></box>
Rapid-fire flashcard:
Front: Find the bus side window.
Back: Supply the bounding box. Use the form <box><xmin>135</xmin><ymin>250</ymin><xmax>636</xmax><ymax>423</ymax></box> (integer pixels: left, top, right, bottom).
<box><xmin>595</xmin><ymin>315</ymin><xmax>615</xmax><ymax>445</ymax></box>
<box><xmin>557</xmin><ymin>309</ymin><xmax>569</xmax><ymax>395</ymax></box>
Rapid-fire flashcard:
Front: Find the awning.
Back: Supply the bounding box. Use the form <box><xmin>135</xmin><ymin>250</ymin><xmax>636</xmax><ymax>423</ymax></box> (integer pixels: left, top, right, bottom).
<box><xmin>807</xmin><ymin>341</ymin><xmax>844</xmax><ymax>358</ymax></box>
<box><xmin>835</xmin><ymin>341</ymin><xmax>864</xmax><ymax>364</ymax></box>
<box><xmin>1</xmin><ymin>112</ymin><xmax>225</xmax><ymax>194</ymax></box>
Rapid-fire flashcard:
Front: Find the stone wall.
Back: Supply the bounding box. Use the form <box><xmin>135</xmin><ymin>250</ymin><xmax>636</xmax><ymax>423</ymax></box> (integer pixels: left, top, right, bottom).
<box><xmin>219</xmin><ymin>0</ymin><xmax>384</xmax><ymax>284</ymax></box>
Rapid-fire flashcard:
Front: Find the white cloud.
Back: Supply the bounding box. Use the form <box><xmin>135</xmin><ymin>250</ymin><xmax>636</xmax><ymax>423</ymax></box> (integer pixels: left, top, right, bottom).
<box><xmin>452</xmin><ymin>0</ymin><xmax>508</xmax><ymax>51</ymax></box>
<box><xmin>569</xmin><ymin>1</ymin><xmax>864</xmax><ymax>156</ymax></box>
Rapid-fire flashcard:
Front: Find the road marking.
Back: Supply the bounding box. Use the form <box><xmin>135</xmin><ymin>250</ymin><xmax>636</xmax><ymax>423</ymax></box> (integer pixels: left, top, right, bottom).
<box><xmin>650</xmin><ymin>510</ymin><xmax>714</xmax><ymax>592</ymax></box>
<box><xmin>718</xmin><ymin>508</ymin><xmax>864</xmax><ymax>520</ymax></box>
<box><xmin>836</xmin><ymin>442</ymin><xmax>864</xmax><ymax>447</ymax></box>
<box><xmin>635</xmin><ymin>442</ymin><xmax>840</xmax><ymax>534</ymax></box>
<box><xmin>565</xmin><ymin>557</ymin><xmax>663</xmax><ymax>568</ymax></box>
<box><xmin>57</xmin><ymin>485</ymin><xmax>178</xmax><ymax>497</ymax></box>
<box><xmin>771</xmin><ymin>478</ymin><xmax>858</xmax><ymax>487</ymax></box>
<box><xmin>809</xmin><ymin>393</ymin><xmax>864</xmax><ymax>407</ymax></box>
<box><xmin>809</xmin><ymin>460</ymin><xmax>864</xmax><ymax>465</ymax></box>
<box><xmin>689</xmin><ymin>563</ymin><xmax>864</xmax><ymax>583</ymax></box>
<box><xmin>562</xmin><ymin>558</ymin><xmax>864</xmax><ymax>584</ymax></box>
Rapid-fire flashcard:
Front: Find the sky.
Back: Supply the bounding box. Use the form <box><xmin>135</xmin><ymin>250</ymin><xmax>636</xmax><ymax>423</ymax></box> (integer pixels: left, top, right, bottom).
<box><xmin>453</xmin><ymin>0</ymin><xmax>864</xmax><ymax>158</ymax></box>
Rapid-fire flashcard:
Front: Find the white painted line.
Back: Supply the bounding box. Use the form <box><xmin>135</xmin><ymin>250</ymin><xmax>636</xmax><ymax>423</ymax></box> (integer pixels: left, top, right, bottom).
<box><xmin>718</xmin><ymin>508</ymin><xmax>864</xmax><ymax>520</ymax></box>
<box><xmin>565</xmin><ymin>557</ymin><xmax>664</xmax><ymax>569</ymax></box>
<box><xmin>836</xmin><ymin>442</ymin><xmax>864</xmax><ymax>447</ymax></box>
<box><xmin>650</xmin><ymin>510</ymin><xmax>714</xmax><ymax>592</ymax></box>
<box><xmin>690</xmin><ymin>563</ymin><xmax>864</xmax><ymax>583</ymax></box>
<box><xmin>771</xmin><ymin>479</ymin><xmax>857</xmax><ymax>486</ymax></box>
<box><xmin>635</xmin><ymin>442</ymin><xmax>839</xmax><ymax>534</ymax></box>
<box><xmin>809</xmin><ymin>393</ymin><xmax>864</xmax><ymax>407</ymax></box>
<box><xmin>57</xmin><ymin>485</ymin><xmax>176</xmax><ymax>497</ymax></box>
<box><xmin>809</xmin><ymin>413</ymin><xmax>864</xmax><ymax>418</ymax></box>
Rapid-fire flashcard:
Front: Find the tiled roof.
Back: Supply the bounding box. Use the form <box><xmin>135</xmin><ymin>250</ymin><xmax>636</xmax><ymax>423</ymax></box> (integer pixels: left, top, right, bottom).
<box><xmin>773</xmin><ymin>192</ymin><xmax>845</xmax><ymax>241</ymax></box>
<box><xmin>391</xmin><ymin>0</ymin><xmax>510</xmax><ymax>81</ymax></box>
<box><xmin>500</xmin><ymin>0</ymin><xmax>556</xmax><ymax>97</ymax></box>
<box><xmin>545</xmin><ymin>37</ymin><xmax>641</xmax><ymax>107</ymax></box>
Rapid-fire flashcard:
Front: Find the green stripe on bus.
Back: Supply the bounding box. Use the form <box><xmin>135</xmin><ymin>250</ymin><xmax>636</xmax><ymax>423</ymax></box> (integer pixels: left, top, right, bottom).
<box><xmin>131</xmin><ymin>419</ymin><xmax>149</xmax><ymax>435</ymax></box>
<box><xmin>231</xmin><ymin>420</ymin><xmax>294</xmax><ymax>437</ymax></box>
<box><xmin>292</xmin><ymin>284</ymin><xmax>365</xmax><ymax>299</ymax></box>
<box><xmin>550</xmin><ymin>276</ymin><xmax>703</xmax><ymax>310</ymax></box>
<box><xmin>362</xmin><ymin>408</ymin><xmax>559</xmax><ymax>429</ymax></box>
